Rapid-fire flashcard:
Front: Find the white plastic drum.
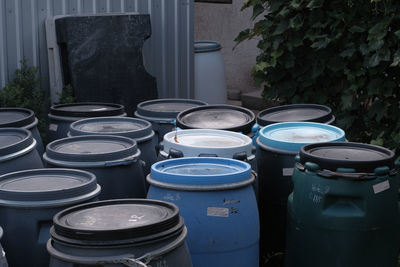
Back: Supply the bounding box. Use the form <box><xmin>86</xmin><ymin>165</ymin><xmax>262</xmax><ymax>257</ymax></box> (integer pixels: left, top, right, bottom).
<box><xmin>194</xmin><ymin>41</ymin><xmax>227</xmax><ymax>104</ymax></box>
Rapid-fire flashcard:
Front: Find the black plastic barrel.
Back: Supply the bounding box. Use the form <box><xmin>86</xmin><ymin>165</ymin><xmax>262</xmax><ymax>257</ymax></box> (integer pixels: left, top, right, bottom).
<box><xmin>135</xmin><ymin>98</ymin><xmax>208</xmax><ymax>144</ymax></box>
<box><xmin>256</xmin><ymin>122</ymin><xmax>346</xmax><ymax>256</ymax></box>
<box><xmin>285</xmin><ymin>142</ymin><xmax>400</xmax><ymax>267</ymax></box>
<box><xmin>43</xmin><ymin>135</ymin><xmax>146</xmax><ymax>200</ymax></box>
<box><xmin>0</xmin><ymin>107</ymin><xmax>45</xmax><ymax>157</ymax></box>
<box><xmin>47</xmin><ymin>199</ymin><xmax>193</xmax><ymax>267</ymax></box>
<box><xmin>47</xmin><ymin>102</ymin><xmax>126</xmax><ymax>143</ymax></box>
<box><xmin>0</xmin><ymin>128</ymin><xmax>43</xmax><ymax>175</ymax></box>
<box><xmin>69</xmin><ymin>117</ymin><xmax>157</xmax><ymax>177</ymax></box>
<box><xmin>176</xmin><ymin>104</ymin><xmax>256</xmax><ymax>135</ymax></box>
<box><xmin>0</xmin><ymin>228</ymin><xmax>8</xmax><ymax>267</ymax></box>
<box><xmin>0</xmin><ymin>168</ymin><xmax>101</xmax><ymax>267</ymax></box>
<box><xmin>256</xmin><ymin>104</ymin><xmax>335</xmax><ymax>127</ymax></box>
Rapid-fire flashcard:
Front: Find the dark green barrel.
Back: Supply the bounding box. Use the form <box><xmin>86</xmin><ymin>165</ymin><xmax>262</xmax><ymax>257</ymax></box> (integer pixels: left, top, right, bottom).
<box><xmin>285</xmin><ymin>142</ymin><xmax>400</xmax><ymax>267</ymax></box>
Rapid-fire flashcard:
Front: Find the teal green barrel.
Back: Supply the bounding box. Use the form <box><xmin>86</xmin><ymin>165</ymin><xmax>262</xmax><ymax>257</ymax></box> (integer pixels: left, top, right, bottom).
<box><xmin>285</xmin><ymin>142</ymin><xmax>400</xmax><ymax>267</ymax></box>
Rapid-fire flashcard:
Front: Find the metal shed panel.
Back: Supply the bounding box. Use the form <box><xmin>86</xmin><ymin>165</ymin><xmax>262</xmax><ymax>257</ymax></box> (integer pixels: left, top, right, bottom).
<box><xmin>0</xmin><ymin>0</ymin><xmax>194</xmax><ymax>102</ymax></box>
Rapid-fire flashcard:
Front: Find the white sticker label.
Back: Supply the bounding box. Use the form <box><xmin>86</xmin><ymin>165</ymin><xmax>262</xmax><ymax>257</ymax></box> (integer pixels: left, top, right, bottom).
<box><xmin>282</xmin><ymin>168</ymin><xmax>294</xmax><ymax>176</ymax></box>
<box><xmin>373</xmin><ymin>180</ymin><xmax>390</xmax><ymax>194</ymax></box>
<box><xmin>49</xmin><ymin>124</ymin><xmax>58</xmax><ymax>132</ymax></box>
<box><xmin>207</xmin><ymin>207</ymin><xmax>229</xmax><ymax>218</ymax></box>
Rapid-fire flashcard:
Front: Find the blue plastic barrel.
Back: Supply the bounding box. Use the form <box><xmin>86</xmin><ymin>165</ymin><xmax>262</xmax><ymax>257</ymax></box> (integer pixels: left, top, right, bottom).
<box><xmin>147</xmin><ymin>157</ymin><xmax>259</xmax><ymax>267</ymax></box>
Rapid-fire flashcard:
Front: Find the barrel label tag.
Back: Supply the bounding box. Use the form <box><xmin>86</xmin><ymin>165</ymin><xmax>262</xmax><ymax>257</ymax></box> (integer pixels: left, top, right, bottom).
<box><xmin>49</xmin><ymin>124</ymin><xmax>58</xmax><ymax>131</ymax></box>
<box><xmin>282</xmin><ymin>168</ymin><xmax>294</xmax><ymax>176</ymax></box>
<box><xmin>373</xmin><ymin>180</ymin><xmax>390</xmax><ymax>194</ymax></box>
<box><xmin>207</xmin><ymin>207</ymin><xmax>229</xmax><ymax>217</ymax></box>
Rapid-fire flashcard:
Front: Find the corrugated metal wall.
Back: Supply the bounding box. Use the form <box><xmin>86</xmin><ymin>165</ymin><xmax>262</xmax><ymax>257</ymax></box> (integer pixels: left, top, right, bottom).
<box><xmin>0</xmin><ymin>0</ymin><xmax>194</xmax><ymax>101</ymax></box>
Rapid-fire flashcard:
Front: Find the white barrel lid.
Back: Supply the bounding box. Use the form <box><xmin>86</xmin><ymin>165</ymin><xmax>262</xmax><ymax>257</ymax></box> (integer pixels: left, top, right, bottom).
<box><xmin>258</xmin><ymin>122</ymin><xmax>346</xmax><ymax>152</ymax></box>
<box><xmin>161</xmin><ymin>129</ymin><xmax>253</xmax><ymax>159</ymax></box>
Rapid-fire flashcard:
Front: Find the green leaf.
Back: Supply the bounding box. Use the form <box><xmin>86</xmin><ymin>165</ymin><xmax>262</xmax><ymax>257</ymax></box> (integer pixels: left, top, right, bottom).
<box><xmin>252</xmin><ymin>4</ymin><xmax>265</xmax><ymax>20</ymax></box>
<box><xmin>273</xmin><ymin>21</ymin><xmax>289</xmax><ymax>35</ymax></box>
<box><xmin>368</xmin><ymin>53</ymin><xmax>380</xmax><ymax>67</ymax></box>
<box><xmin>340</xmin><ymin>48</ymin><xmax>356</xmax><ymax>58</ymax></box>
<box><xmin>306</xmin><ymin>0</ymin><xmax>324</xmax><ymax>9</ymax></box>
<box><xmin>341</xmin><ymin>94</ymin><xmax>353</xmax><ymax>109</ymax></box>
<box><xmin>368</xmin><ymin>101</ymin><xmax>387</xmax><ymax>122</ymax></box>
<box><xmin>310</xmin><ymin>39</ymin><xmax>329</xmax><ymax>49</ymax></box>
<box><xmin>289</xmin><ymin>14</ymin><xmax>303</xmax><ymax>29</ymax></box>
<box><xmin>395</xmin><ymin>30</ymin><xmax>400</xmax><ymax>39</ymax></box>
<box><xmin>349</xmin><ymin>26</ymin><xmax>365</xmax><ymax>33</ymax></box>
<box><xmin>368</xmin><ymin>39</ymin><xmax>384</xmax><ymax>51</ymax></box>
<box><xmin>390</xmin><ymin>50</ymin><xmax>400</xmax><ymax>67</ymax></box>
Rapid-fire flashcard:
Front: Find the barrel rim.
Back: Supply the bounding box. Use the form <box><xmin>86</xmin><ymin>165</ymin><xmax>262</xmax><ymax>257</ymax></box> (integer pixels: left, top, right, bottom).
<box><xmin>194</xmin><ymin>40</ymin><xmax>222</xmax><ymax>53</ymax></box>
<box><xmin>135</xmin><ymin>98</ymin><xmax>208</xmax><ymax>120</ymax></box>
<box><xmin>70</xmin><ymin>117</ymin><xmax>154</xmax><ymax>142</ymax></box>
<box><xmin>50</xmin><ymin>102</ymin><xmax>125</xmax><ymax>117</ymax></box>
<box><xmin>46</xmin><ymin>225</ymin><xmax>188</xmax><ymax>264</ymax></box>
<box><xmin>299</xmin><ymin>141</ymin><xmax>395</xmax><ymax>172</ymax></box>
<box><xmin>258</xmin><ymin>122</ymin><xmax>346</xmax><ymax>152</ymax></box>
<box><xmin>0</xmin><ymin>107</ymin><xmax>36</xmax><ymax>127</ymax></box>
<box><xmin>51</xmin><ymin>199</ymin><xmax>182</xmax><ymax>243</ymax></box>
<box><xmin>150</xmin><ymin>157</ymin><xmax>252</xmax><ymax>186</ymax></box>
<box><xmin>176</xmin><ymin>104</ymin><xmax>256</xmax><ymax>134</ymax></box>
<box><xmin>44</xmin><ymin>135</ymin><xmax>139</xmax><ymax>164</ymax></box>
<box><xmin>0</xmin><ymin>168</ymin><xmax>100</xmax><ymax>206</ymax></box>
<box><xmin>161</xmin><ymin>129</ymin><xmax>254</xmax><ymax>159</ymax></box>
<box><xmin>0</xmin><ymin>128</ymin><xmax>36</xmax><ymax>160</ymax></box>
<box><xmin>256</xmin><ymin>104</ymin><xmax>334</xmax><ymax>126</ymax></box>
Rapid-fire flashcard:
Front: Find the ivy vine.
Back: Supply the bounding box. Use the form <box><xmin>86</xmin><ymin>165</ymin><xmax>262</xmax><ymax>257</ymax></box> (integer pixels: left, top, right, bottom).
<box><xmin>236</xmin><ymin>0</ymin><xmax>400</xmax><ymax>154</ymax></box>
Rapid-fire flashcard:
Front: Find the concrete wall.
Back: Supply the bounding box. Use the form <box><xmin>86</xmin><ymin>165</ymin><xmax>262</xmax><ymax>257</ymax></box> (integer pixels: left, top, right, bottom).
<box><xmin>194</xmin><ymin>0</ymin><xmax>260</xmax><ymax>94</ymax></box>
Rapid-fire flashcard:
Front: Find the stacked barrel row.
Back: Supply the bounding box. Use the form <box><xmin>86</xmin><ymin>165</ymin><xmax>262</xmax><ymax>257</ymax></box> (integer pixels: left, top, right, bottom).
<box><xmin>0</xmin><ymin>99</ymin><xmax>398</xmax><ymax>267</ymax></box>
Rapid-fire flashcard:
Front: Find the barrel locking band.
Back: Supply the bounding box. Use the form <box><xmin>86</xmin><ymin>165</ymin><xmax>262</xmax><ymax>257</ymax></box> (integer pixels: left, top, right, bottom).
<box><xmin>295</xmin><ymin>162</ymin><xmax>398</xmax><ymax>181</ymax></box>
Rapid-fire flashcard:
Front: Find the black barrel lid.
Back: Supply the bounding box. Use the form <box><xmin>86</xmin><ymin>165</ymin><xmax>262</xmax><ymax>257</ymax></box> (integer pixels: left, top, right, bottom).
<box><xmin>51</xmin><ymin>199</ymin><xmax>181</xmax><ymax>243</ymax></box>
<box><xmin>70</xmin><ymin>117</ymin><xmax>153</xmax><ymax>140</ymax></box>
<box><xmin>50</xmin><ymin>102</ymin><xmax>125</xmax><ymax>117</ymax></box>
<box><xmin>0</xmin><ymin>128</ymin><xmax>34</xmax><ymax>158</ymax></box>
<box><xmin>135</xmin><ymin>98</ymin><xmax>208</xmax><ymax>119</ymax></box>
<box><xmin>0</xmin><ymin>108</ymin><xmax>35</xmax><ymax>128</ymax></box>
<box><xmin>0</xmin><ymin>169</ymin><xmax>99</xmax><ymax>204</ymax></box>
<box><xmin>299</xmin><ymin>142</ymin><xmax>395</xmax><ymax>172</ymax></box>
<box><xmin>176</xmin><ymin>104</ymin><xmax>256</xmax><ymax>134</ymax></box>
<box><xmin>45</xmin><ymin>135</ymin><xmax>138</xmax><ymax>163</ymax></box>
<box><xmin>257</xmin><ymin>104</ymin><xmax>334</xmax><ymax>126</ymax></box>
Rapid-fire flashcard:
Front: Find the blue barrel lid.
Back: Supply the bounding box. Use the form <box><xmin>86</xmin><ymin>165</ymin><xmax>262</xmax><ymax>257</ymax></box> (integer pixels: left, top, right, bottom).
<box><xmin>150</xmin><ymin>157</ymin><xmax>251</xmax><ymax>185</ymax></box>
<box><xmin>44</xmin><ymin>135</ymin><xmax>139</xmax><ymax>165</ymax></box>
<box><xmin>135</xmin><ymin>98</ymin><xmax>208</xmax><ymax>121</ymax></box>
<box><xmin>194</xmin><ymin>41</ymin><xmax>222</xmax><ymax>53</ymax></box>
<box><xmin>258</xmin><ymin>122</ymin><xmax>345</xmax><ymax>152</ymax></box>
<box><xmin>50</xmin><ymin>102</ymin><xmax>125</xmax><ymax>118</ymax></box>
<box><xmin>51</xmin><ymin>199</ymin><xmax>183</xmax><ymax>244</ymax></box>
<box><xmin>70</xmin><ymin>117</ymin><xmax>153</xmax><ymax>142</ymax></box>
<box><xmin>0</xmin><ymin>168</ymin><xmax>100</xmax><ymax>207</ymax></box>
<box><xmin>0</xmin><ymin>128</ymin><xmax>35</xmax><ymax>159</ymax></box>
<box><xmin>0</xmin><ymin>108</ymin><xmax>36</xmax><ymax>128</ymax></box>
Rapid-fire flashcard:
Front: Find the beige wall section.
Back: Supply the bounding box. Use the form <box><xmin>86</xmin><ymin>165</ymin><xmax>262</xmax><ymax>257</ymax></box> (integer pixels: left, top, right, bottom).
<box><xmin>194</xmin><ymin>0</ymin><xmax>260</xmax><ymax>94</ymax></box>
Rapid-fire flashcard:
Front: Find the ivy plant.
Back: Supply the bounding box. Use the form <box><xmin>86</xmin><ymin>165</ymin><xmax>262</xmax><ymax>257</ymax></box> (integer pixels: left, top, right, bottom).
<box><xmin>236</xmin><ymin>0</ymin><xmax>400</xmax><ymax>154</ymax></box>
